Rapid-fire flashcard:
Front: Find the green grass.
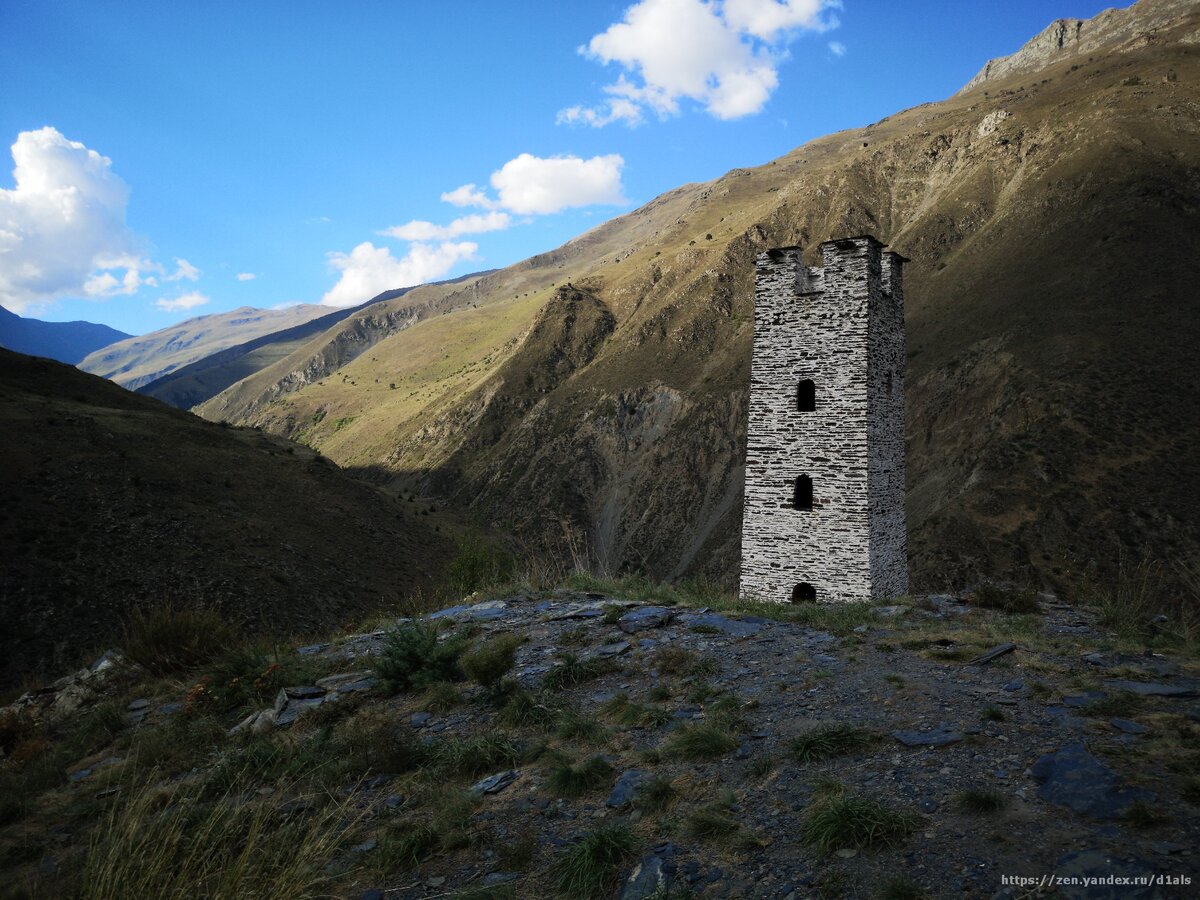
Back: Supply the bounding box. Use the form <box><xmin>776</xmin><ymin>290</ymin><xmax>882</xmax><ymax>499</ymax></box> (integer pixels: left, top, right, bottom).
<box><xmin>546</xmin><ymin>754</ymin><xmax>614</xmax><ymax>798</ymax></box>
<box><xmin>122</xmin><ymin>604</ymin><xmax>237</xmax><ymax>675</ymax></box>
<box><xmin>634</xmin><ymin>776</ymin><xmax>678</xmax><ymax>813</ymax></box>
<box><xmin>375</xmin><ymin>786</ymin><xmax>476</xmax><ymax>873</ymax></box>
<box><xmin>664</xmin><ymin>722</ymin><xmax>739</xmax><ymax>760</ymax></box>
<box><xmin>551</xmin><ymin>824</ymin><xmax>638</xmax><ymax>899</ymax></box>
<box><xmin>1081</xmin><ymin>691</ymin><xmax>1143</xmax><ymax>718</ymax></box>
<box><xmin>800</xmin><ymin>783</ymin><xmax>919</xmax><ymax>854</ymax></box>
<box><xmin>790</xmin><ymin>725</ymin><xmax>880</xmax><ymax>763</ymax></box>
<box><xmin>683</xmin><ymin>793</ymin><xmax>756</xmax><ymax>848</ymax></box>
<box><xmin>954</xmin><ymin>789</ymin><xmax>1008</xmax><ymax>814</ymax></box>
<box><xmin>497</xmin><ymin>687</ymin><xmax>560</xmax><ymax>728</ymax></box>
<box><xmin>79</xmin><ymin>774</ymin><xmax>357</xmax><ymax>900</ymax></box>
<box><xmin>554</xmin><ymin>708</ymin><xmax>607</xmax><ymax>743</ymax></box>
<box><xmin>419</xmin><ymin>680</ymin><xmax>466</xmax><ymax>712</ymax></box>
<box><xmin>428</xmin><ymin>732</ymin><xmax>524</xmax><ymax>777</ymax></box>
<box><xmin>968</xmin><ymin>584</ymin><xmax>1041</xmax><ymax>615</ymax></box>
<box><xmin>981</xmin><ymin>706</ymin><xmax>1006</xmax><ymax>722</ymax></box>
<box><xmin>542</xmin><ymin>652</ymin><xmax>616</xmax><ymax>691</ymax></box>
<box><xmin>1123</xmin><ymin>800</ymin><xmax>1171</xmax><ymax>829</ymax></box>
<box><xmin>653</xmin><ymin>647</ymin><xmax>718</xmax><ymax>677</ymax></box>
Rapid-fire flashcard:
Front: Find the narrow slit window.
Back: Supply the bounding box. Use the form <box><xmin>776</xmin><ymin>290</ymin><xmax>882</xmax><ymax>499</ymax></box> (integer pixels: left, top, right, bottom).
<box><xmin>797</xmin><ymin>379</ymin><xmax>815</xmax><ymax>412</ymax></box>
<box><xmin>793</xmin><ymin>474</ymin><xmax>813</xmax><ymax>510</ymax></box>
<box><xmin>792</xmin><ymin>583</ymin><xmax>816</xmax><ymax>603</ymax></box>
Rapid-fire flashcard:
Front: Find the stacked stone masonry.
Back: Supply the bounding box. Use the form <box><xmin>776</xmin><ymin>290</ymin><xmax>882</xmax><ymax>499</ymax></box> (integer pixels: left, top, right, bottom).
<box><xmin>739</xmin><ymin>235</ymin><xmax>908</xmax><ymax>604</ymax></box>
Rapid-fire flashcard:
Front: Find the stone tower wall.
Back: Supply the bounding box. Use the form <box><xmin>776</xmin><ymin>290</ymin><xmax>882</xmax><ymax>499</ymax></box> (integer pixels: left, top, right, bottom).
<box><xmin>739</xmin><ymin>235</ymin><xmax>907</xmax><ymax>603</ymax></box>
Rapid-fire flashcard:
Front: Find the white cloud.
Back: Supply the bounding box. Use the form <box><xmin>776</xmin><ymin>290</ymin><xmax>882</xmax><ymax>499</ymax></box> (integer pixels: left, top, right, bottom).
<box><xmin>320</xmin><ymin>241</ymin><xmax>478</xmax><ymax>308</ymax></box>
<box><xmin>489</xmin><ymin>154</ymin><xmax>626</xmax><ymax>215</ymax></box>
<box><xmin>560</xmin><ymin>0</ymin><xmax>839</xmax><ymax>126</ymax></box>
<box><xmin>236</xmin><ymin>272</ymin><xmax>256</xmax><ymax>281</ymax></box>
<box><xmin>156</xmin><ymin>291</ymin><xmax>210</xmax><ymax>312</ymax></box>
<box><xmin>828</xmin><ymin>39</ymin><xmax>846</xmax><ymax>56</ymax></box>
<box><xmin>164</xmin><ymin>258</ymin><xmax>200</xmax><ymax>282</ymax></box>
<box><xmin>382</xmin><ymin>211</ymin><xmax>511</xmax><ymax>242</ymax></box>
<box><xmin>440</xmin><ymin>184</ymin><xmax>499</xmax><ymax>210</ymax></box>
<box><xmin>0</xmin><ymin>126</ymin><xmax>158</xmax><ymax>313</ymax></box>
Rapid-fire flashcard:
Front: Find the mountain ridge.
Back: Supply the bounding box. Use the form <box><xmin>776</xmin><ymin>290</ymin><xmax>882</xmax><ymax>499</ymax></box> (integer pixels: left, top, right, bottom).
<box><xmin>0</xmin><ymin>305</ymin><xmax>131</xmax><ymax>365</ymax></box>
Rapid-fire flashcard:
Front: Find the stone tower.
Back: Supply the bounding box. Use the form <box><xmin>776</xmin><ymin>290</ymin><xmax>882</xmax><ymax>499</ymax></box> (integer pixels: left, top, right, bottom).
<box><xmin>739</xmin><ymin>235</ymin><xmax>908</xmax><ymax>604</ymax></box>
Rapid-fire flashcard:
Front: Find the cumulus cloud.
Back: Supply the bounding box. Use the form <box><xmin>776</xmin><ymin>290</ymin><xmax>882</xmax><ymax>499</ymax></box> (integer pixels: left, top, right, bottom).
<box><xmin>560</xmin><ymin>0</ymin><xmax>839</xmax><ymax>126</ymax></box>
<box><xmin>320</xmin><ymin>241</ymin><xmax>478</xmax><ymax>308</ymax></box>
<box><xmin>828</xmin><ymin>40</ymin><xmax>846</xmax><ymax>56</ymax></box>
<box><xmin>164</xmin><ymin>258</ymin><xmax>200</xmax><ymax>282</ymax></box>
<box><xmin>489</xmin><ymin>153</ymin><xmax>626</xmax><ymax>215</ymax></box>
<box><xmin>0</xmin><ymin>126</ymin><xmax>157</xmax><ymax>313</ymax></box>
<box><xmin>236</xmin><ymin>272</ymin><xmax>256</xmax><ymax>281</ymax></box>
<box><xmin>155</xmin><ymin>291</ymin><xmax>210</xmax><ymax>312</ymax></box>
<box><xmin>440</xmin><ymin>184</ymin><xmax>500</xmax><ymax>210</ymax></box>
<box><xmin>381</xmin><ymin>211</ymin><xmax>511</xmax><ymax>242</ymax></box>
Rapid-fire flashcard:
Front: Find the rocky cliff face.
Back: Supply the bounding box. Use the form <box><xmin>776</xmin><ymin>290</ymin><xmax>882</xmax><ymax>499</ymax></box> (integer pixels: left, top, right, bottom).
<box><xmin>203</xmin><ymin>0</ymin><xmax>1200</xmax><ymax>598</ymax></box>
<box><xmin>959</xmin><ymin>0</ymin><xmax>1200</xmax><ymax>94</ymax></box>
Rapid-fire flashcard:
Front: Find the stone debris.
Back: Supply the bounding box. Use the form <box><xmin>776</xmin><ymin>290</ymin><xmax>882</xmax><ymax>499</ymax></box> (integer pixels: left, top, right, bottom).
<box><xmin>471</xmin><ymin>770</ymin><xmax>519</xmax><ymax>796</ymax></box>
<box><xmin>967</xmin><ymin>642</ymin><xmax>1017</xmax><ymax>665</ymax></box>
<box><xmin>892</xmin><ymin>725</ymin><xmax>964</xmax><ymax>748</ymax></box>
<box><xmin>1101</xmin><ymin>678</ymin><xmax>1198</xmax><ymax>698</ymax></box>
<box><xmin>618</xmin><ymin>606</ymin><xmax>676</xmax><ymax>633</ymax></box>
<box><xmin>607</xmin><ymin>769</ymin><xmax>653</xmax><ymax>809</ymax></box>
<box><xmin>1030</xmin><ymin>742</ymin><xmax>1155</xmax><ymax>819</ymax></box>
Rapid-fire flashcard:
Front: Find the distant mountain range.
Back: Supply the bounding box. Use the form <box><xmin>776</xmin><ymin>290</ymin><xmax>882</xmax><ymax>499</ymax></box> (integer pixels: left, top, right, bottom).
<box><xmin>76</xmin><ymin>303</ymin><xmax>340</xmax><ymax>390</ymax></box>
<box><xmin>0</xmin><ymin>305</ymin><xmax>131</xmax><ymax>364</ymax></box>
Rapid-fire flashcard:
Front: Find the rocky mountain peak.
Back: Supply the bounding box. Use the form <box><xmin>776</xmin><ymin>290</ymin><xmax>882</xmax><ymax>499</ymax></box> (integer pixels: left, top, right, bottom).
<box><xmin>958</xmin><ymin>0</ymin><xmax>1200</xmax><ymax>94</ymax></box>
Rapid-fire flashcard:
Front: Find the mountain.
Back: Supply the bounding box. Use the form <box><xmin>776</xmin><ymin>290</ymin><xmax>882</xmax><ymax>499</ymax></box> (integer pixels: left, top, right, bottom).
<box><xmin>0</xmin><ymin>305</ymin><xmax>131</xmax><ymax>364</ymax></box>
<box><xmin>197</xmin><ymin>0</ymin><xmax>1200</xmax><ymax>599</ymax></box>
<box><xmin>77</xmin><ymin>303</ymin><xmax>338</xmax><ymax>390</ymax></box>
<box><xmin>0</xmin><ymin>348</ymin><xmax>452</xmax><ymax>687</ymax></box>
<box><xmin>137</xmin><ymin>275</ymin><xmax>493</xmax><ymax>411</ymax></box>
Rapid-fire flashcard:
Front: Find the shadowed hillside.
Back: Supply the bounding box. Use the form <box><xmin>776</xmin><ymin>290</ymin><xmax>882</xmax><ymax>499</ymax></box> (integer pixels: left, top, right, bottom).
<box><xmin>198</xmin><ymin>0</ymin><xmax>1200</xmax><ymax>599</ymax></box>
<box><xmin>0</xmin><ymin>349</ymin><xmax>452</xmax><ymax>688</ymax></box>
<box><xmin>0</xmin><ymin>306</ymin><xmax>130</xmax><ymax>365</ymax></box>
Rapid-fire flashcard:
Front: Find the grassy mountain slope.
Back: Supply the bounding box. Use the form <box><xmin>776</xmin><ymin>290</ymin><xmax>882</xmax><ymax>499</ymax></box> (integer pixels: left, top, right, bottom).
<box><xmin>134</xmin><ymin>291</ymin><xmax>416</xmax><ymax>410</ymax></box>
<box><xmin>77</xmin><ymin>304</ymin><xmax>336</xmax><ymax>390</ymax></box>
<box><xmin>0</xmin><ymin>305</ymin><xmax>130</xmax><ymax>365</ymax></box>
<box><xmin>202</xmin><ymin>0</ymin><xmax>1200</xmax><ymax>597</ymax></box>
<box><xmin>0</xmin><ymin>348</ymin><xmax>452</xmax><ymax>688</ymax></box>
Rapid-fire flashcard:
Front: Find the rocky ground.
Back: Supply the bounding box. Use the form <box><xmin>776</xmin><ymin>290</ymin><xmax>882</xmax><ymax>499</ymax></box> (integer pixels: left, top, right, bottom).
<box><xmin>2</xmin><ymin>585</ymin><xmax>1199</xmax><ymax>899</ymax></box>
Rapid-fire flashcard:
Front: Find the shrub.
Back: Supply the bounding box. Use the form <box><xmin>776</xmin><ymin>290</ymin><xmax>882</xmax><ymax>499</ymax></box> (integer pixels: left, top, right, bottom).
<box><xmin>460</xmin><ymin>634</ymin><xmax>523</xmax><ymax>690</ymax></box>
<box><xmin>373</xmin><ymin>621</ymin><xmax>470</xmax><ymax>693</ymax></box>
<box><xmin>497</xmin><ymin>687</ymin><xmax>560</xmax><ymax>728</ymax></box>
<box><xmin>122</xmin><ymin>604</ymin><xmax>238</xmax><ymax>674</ymax></box>
<box><xmin>634</xmin><ymin>776</ymin><xmax>678</xmax><ymax>813</ymax></box>
<box><xmin>446</xmin><ymin>532</ymin><xmax>515</xmax><ymax>597</ymax></box>
<box><xmin>551</xmin><ymin>824</ymin><xmax>637</xmax><ymax>899</ymax></box>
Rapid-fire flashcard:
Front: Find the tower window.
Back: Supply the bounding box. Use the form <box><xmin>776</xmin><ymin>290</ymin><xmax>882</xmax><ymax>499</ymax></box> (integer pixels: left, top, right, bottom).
<box><xmin>797</xmin><ymin>379</ymin><xmax>815</xmax><ymax>411</ymax></box>
<box><xmin>792</xmin><ymin>583</ymin><xmax>816</xmax><ymax>602</ymax></box>
<box><xmin>793</xmin><ymin>475</ymin><xmax>813</xmax><ymax>510</ymax></box>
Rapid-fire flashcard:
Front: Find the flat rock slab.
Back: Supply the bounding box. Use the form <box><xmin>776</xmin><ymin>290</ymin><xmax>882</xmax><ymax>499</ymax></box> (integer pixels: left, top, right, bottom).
<box><xmin>1102</xmin><ymin>679</ymin><xmax>1198</xmax><ymax>699</ymax></box>
<box><xmin>1051</xmin><ymin>850</ymin><xmax>1159</xmax><ymax>899</ymax></box>
<box><xmin>1062</xmin><ymin>691</ymin><xmax>1107</xmax><ymax>708</ymax></box>
<box><xmin>677</xmin><ymin>612</ymin><xmax>763</xmax><ymax>638</ymax></box>
<box><xmin>893</xmin><ymin>725</ymin><xmax>964</xmax><ymax>747</ymax></box>
<box><xmin>968</xmin><ymin>643</ymin><xmax>1017</xmax><ymax>665</ymax></box>
<box><xmin>471</xmin><ymin>770</ymin><xmax>519</xmax><ymax>796</ymax></box>
<box><xmin>607</xmin><ymin>769</ymin><xmax>653</xmax><ymax>809</ymax></box>
<box><xmin>618</xmin><ymin>607</ymin><xmax>675</xmax><ymax>633</ymax></box>
<box><xmin>1030</xmin><ymin>742</ymin><xmax>1155</xmax><ymax>819</ymax></box>
<box><xmin>1110</xmin><ymin>718</ymin><xmax>1150</xmax><ymax>735</ymax></box>
<box><xmin>621</xmin><ymin>854</ymin><xmax>671</xmax><ymax>900</ymax></box>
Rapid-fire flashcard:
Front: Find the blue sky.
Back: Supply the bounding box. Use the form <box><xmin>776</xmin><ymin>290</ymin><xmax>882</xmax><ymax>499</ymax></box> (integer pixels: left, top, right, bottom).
<box><xmin>1</xmin><ymin>0</ymin><xmax>1119</xmax><ymax>335</ymax></box>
